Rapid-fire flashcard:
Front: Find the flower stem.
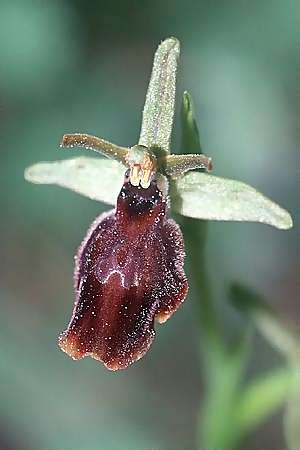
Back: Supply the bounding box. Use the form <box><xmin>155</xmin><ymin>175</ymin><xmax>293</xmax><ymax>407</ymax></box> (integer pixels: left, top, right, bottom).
<box><xmin>179</xmin><ymin>91</ymin><xmax>219</xmax><ymax>344</ymax></box>
<box><xmin>180</xmin><ymin>92</ymin><xmax>239</xmax><ymax>450</ymax></box>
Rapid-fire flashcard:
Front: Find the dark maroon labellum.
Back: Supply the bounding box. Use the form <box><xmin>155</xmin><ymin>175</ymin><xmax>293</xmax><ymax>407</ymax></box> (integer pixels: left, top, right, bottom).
<box><xmin>59</xmin><ymin>174</ymin><xmax>188</xmax><ymax>370</ymax></box>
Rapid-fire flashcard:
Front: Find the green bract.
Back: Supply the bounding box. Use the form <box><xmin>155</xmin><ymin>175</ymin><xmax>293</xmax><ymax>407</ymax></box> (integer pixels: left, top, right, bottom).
<box><xmin>25</xmin><ymin>37</ymin><xmax>293</xmax><ymax>231</ymax></box>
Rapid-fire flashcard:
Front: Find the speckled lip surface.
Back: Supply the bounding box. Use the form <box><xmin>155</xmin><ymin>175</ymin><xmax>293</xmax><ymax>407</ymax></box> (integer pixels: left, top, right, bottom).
<box><xmin>59</xmin><ymin>177</ymin><xmax>188</xmax><ymax>370</ymax></box>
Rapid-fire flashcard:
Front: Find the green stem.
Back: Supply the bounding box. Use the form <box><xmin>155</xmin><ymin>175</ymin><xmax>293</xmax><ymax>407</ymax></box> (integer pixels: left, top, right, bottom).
<box><xmin>179</xmin><ymin>91</ymin><xmax>219</xmax><ymax>346</ymax></box>
<box><xmin>180</xmin><ymin>92</ymin><xmax>242</xmax><ymax>450</ymax></box>
<box><xmin>182</xmin><ymin>218</ymin><xmax>218</xmax><ymax>341</ymax></box>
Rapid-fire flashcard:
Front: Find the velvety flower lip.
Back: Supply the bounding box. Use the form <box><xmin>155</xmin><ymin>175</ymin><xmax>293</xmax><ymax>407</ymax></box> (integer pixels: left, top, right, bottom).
<box><xmin>59</xmin><ymin>175</ymin><xmax>188</xmax><ymax>370</ymax></box>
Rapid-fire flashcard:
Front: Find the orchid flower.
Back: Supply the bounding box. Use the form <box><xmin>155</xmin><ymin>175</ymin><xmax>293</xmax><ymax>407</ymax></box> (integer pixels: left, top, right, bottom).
<box><xmin>25</xmin><ymin>37</ymin><xmax>292</xmax><ymax>370</ymax></box>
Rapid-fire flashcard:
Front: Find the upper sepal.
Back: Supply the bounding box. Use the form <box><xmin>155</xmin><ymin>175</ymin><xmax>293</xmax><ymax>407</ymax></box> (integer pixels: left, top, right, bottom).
<box><xmin>138</xmin><ymin>37</ymin><xmax>180</xmax><ymax>153</ymax></box>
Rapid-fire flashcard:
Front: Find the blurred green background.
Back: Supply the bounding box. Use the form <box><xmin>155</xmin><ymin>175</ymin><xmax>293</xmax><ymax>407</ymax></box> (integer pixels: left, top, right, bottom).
<box><xmin>1</xmin><ymin>0</ymin><xmax>298</xmax><ymax>449</ymax></box>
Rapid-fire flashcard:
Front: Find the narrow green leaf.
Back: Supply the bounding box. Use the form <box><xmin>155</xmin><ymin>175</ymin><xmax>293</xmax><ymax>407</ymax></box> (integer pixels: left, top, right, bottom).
<box><xmin>230</xmin><ymin>283</ymin><xmax>300</xmax><ymax>362</ymax></box>
<box><xmin>179</xmin><ymin>92</ymin><xmax>219</xmax><ymax>342</ymax></box>
<box><xmin>139</xmin><ymin>37</ymin><xmax>180</xmax><ymax>153</ymax></box>
<box><xmin>171</xmin><ymin>171</ymin><xmax>293</xmax><ymax>229</ymax></box>
<box><xmin>285</xmin><ymin>371</ymin><xmax>300</xmax><ymax>450</ymax></box>
<box><xmin>199</xmin><ymin>333</ymin><xmax>252</xmax><ymax>450</ymax></box>
<box><xmin>181</xmin><ymin>91</ymin><xmax>203</xmax><ymax>154</ymax></box>
<box><xmin>232</xmin><ymin>282</ymin><xmax>300</xmax><ymax>448</ymax></box>
<box><xmin>24</xmin><ymin>156</ymin><xmax>125</xmax><ymax>205</ymax></box>
<box><xmin>230</xmin><ymin>282</ymin><xmax>273</xmax><ymax>316</ymax></box>
<box><xmin>236</xmin><ymin>368</ymin><xmax>293</xmax><ymax>436</ymax></box>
